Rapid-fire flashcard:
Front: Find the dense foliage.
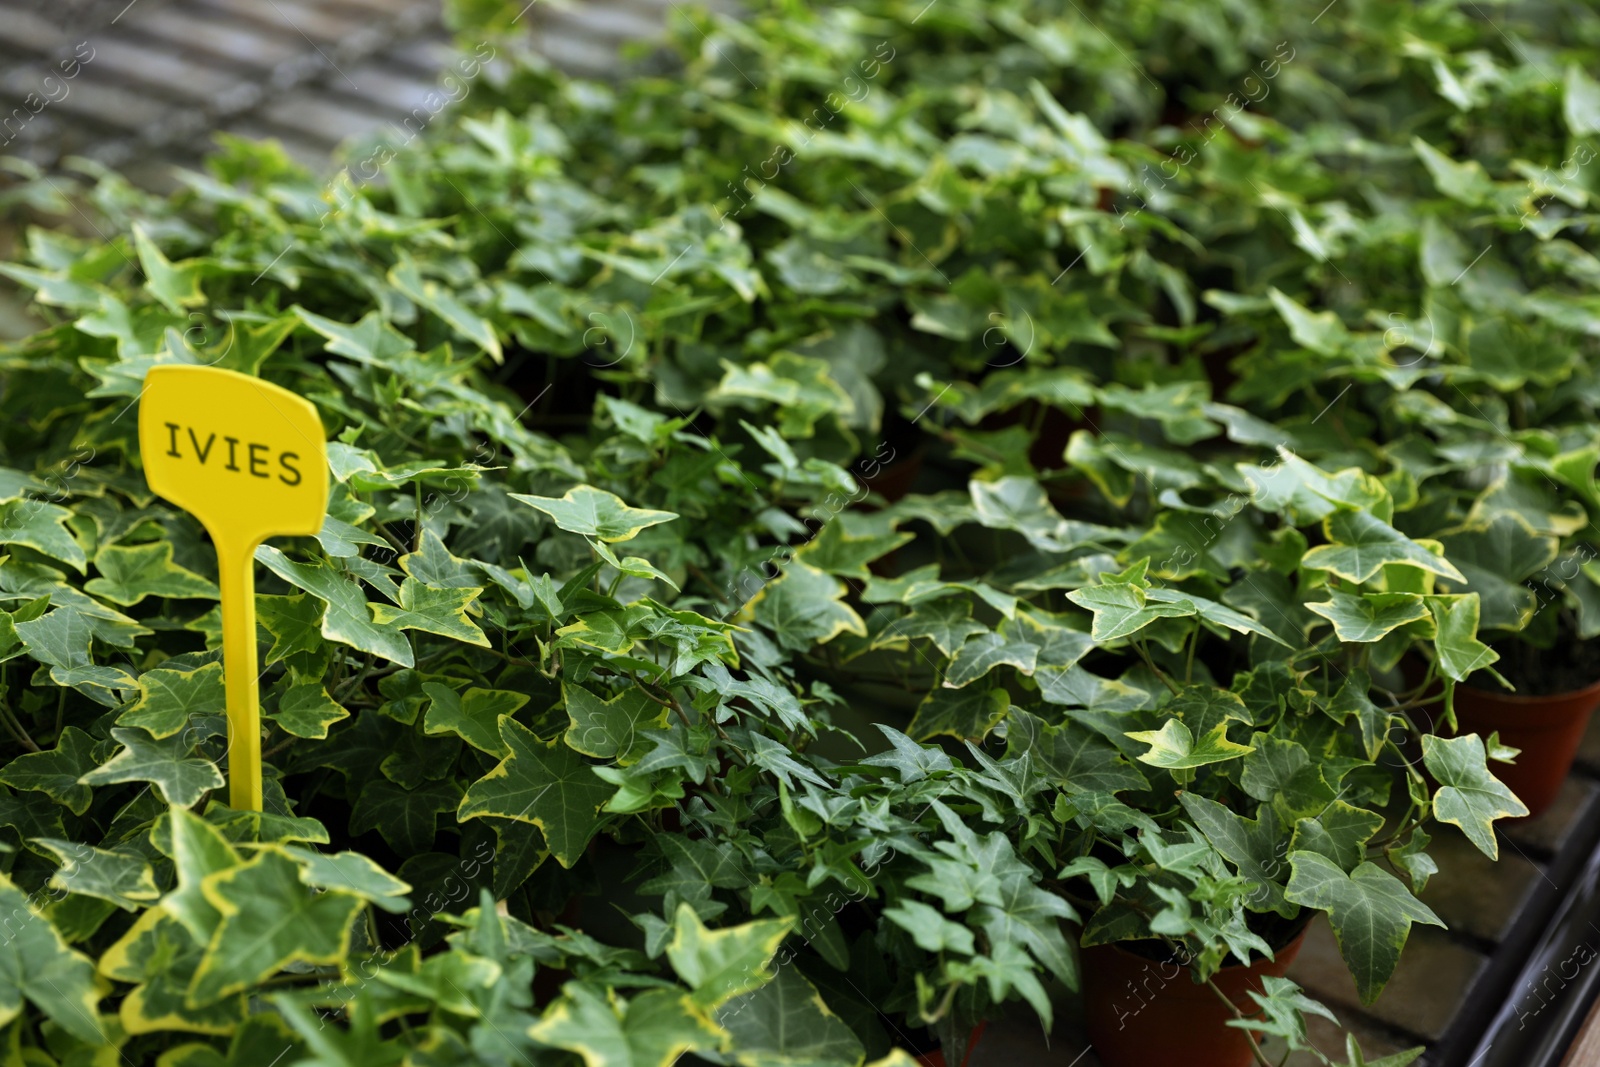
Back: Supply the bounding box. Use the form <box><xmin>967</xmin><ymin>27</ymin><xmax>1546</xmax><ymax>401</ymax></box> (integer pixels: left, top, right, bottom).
<box><xmin>2</xmin><ymin>0</ymin><xmax>1596</xmax><ymax>1063</ymax></box>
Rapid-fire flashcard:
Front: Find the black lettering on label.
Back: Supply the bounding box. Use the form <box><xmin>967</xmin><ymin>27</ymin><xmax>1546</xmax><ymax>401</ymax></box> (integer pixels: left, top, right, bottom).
<box><xmin>164</xmin><ymin>423</ymin><xmax>308</xmax><ymax>490</ymax></box>
<box><xmin>248</xmin><ymin>443</ymin><xmax>270</xmax><ymax>478</ymax></box>
<box><xmin>187</xmin><ymin>427</ymin><xmax>216</xmax><ymax>465</ymax></box>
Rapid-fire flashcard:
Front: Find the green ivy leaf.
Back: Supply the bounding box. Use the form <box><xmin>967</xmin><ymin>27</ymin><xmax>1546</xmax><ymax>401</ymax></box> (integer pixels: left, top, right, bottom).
<box><xmin>458</xmin><ymin>717</ymin><xmax>613</xmax><ymax>867</ymax></box>
<box><xmin>1422</xmin><ymin>734</ymin><xmax>1528</xmax><ymax>859</ymax></box>
<box><xmin>350</xmin><ymin>779</ymin><xmax>463</xmax><ymax>855</ymax></box>
<box><xmin>133</xmin><ymin>224</ymin><xmax>207</xmax><ymax>312</ymax></box>
<box><xmin>86</xmin><ymin>542</ymin><xmax>218</xmax><ymax>606</ymax></box>
<box><xmin>1178</xmin><ymin>794</ymin><xmax>1294</xmax><ymax>917</ymax></box>
<box><xmin>80</xmin><ymin>727</ymin><xmax>223</xmax><ymax>808</ymax></box>
<box><xmin>1285</xmin><ymin>851</ymin><xmax>1443</xmax><ymax>1003</ymax></box>
<box><xmin>511</xmin><ymin>485</ymin><xmax>678</xmax><ymax>543</ymax></box>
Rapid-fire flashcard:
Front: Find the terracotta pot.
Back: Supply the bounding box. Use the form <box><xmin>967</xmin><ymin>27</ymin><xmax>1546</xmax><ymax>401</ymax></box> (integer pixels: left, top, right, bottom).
<box><xmin>1452</xmin><ymin>678</ymin><xmax>1600</xmax><ymax>818</ymax></box>
<box><xmin>915</xmin><ymin>1022</ymin><xmax>987</xmax><ymax>1067</ymax></box>
<box><xmin>1082</xmin><ymin>931</ymin><xmax>1306</xmax><ymax>1067</ymax></box>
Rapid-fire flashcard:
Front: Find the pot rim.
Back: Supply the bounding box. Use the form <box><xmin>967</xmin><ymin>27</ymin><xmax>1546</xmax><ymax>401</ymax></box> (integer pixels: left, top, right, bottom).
<box><xmin>1460</xmin><ymin>673</ymin><xmax>1600</xmax><ymax>705</ymax></box>
<box><xmin>1092</xmin><ymin>923</ymin><xmax>1309</xmax><ymax>973</ymax></box>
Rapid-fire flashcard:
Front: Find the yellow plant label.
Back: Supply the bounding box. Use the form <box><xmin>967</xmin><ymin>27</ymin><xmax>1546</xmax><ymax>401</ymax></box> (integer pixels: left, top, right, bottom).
<box><xmin>139</xmin><ymin>366</ymin><xmax>328</xmax><ymax>811</ymax></box>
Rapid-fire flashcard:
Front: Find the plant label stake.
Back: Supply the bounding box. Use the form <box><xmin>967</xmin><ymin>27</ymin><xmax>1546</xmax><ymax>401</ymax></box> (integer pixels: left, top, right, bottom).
<box><xmin>138</xmin><ymin>366</ymin><xmax>327</xmax><ymax>812</ymax></box>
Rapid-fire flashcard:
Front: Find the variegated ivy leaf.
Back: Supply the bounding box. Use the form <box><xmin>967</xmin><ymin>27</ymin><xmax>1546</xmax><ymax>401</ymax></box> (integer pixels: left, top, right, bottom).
<box><xmin>1422</xmin><ymin>734</ymin><xmax>1528</xmax><ymax>860</ymax></box>
<box><xmin>1290</xmin><ymin>802</ymin><xmax>1386</xmax><ymax>873</ymax></box>
<box><xmin>458</xmin><ymin>716</ymin><xmax>612</xmax><ymax>868</ymax></box>
<box><xmin>943</xmin><ymin>630</ymin><xmax>1038</xmax><ymax>688</ymax></box>
<box><xmin>0</xmin><ymin>725</ymin><xmax>98</xmax><ymax>814</ymax></box>
<box><xmin>99</xmin><ymin>907</ymin><xmax>248</xmax><ymax>1036</ymax></box>
<box><xmin>423</xmin><ymin>683</ymin><xmax>528</xmax><ymax>757</ymax></box>
<box><xmin>85</xmin><ymin>541</ymin><xmax>218</xmax><ymax>606</ymax></box>
<box><xmin>793</xmin><ymin>515</ymin><xmax>913</xmax><ymax>580</ymax></box>
<box><xmin>528</xmin><ymin>982</ymin><xmax>724</xmax><ymax>1067</ymax></box>
<box><xmin>0</xmin><ymin>872</ymin><xmax>109</xmax><ymax>1042</ymax></box>
<box><xmin>891</xmin><ymin>596</ymin><xmax>987</xmax><ymax>657</ymax></box>
<box><xmin>563</xmin><ymin>684</ymin><xmax>667</xmax><ymax>765</ymax></box>
<box><xmin>255</xmin><ymin>545</ymin><xmax>413</xmax><ymax>667</ymax></box>
<box><xmin>739</xmin><ymin>560</ymin><xmax>865</xmax><ymax>651</ymax></box>
<box><xmin>324</xmin><ymin>442</ymin><xmax>490</xmax><ymax>495</ymax></box>
<box><xmin>907</xmin><ymin>684</ymin><xmax>1010</xmax><ymax>742</ymax></box>
<box><xmin>133</xmin><ymin>223</ymin><xmax>207</xmax><ymax>313</ymax></box>
<box><xmin>80</xmin><ymin>727</ymin><xmax>223</xmax><ymax>808</ymax></box>
<box><xmin>1428</xmin><ymin>594</ymin><xmax>1499</xmax><ymax>683</ymax></box>
<box><xmin>970</xmin><ymin>475</ymin><xmax>1125</xmax><ymax>552</ymax></box>
<box><xmin>1146</xmin><ymin>587</ymin><xmax>1288</xmax><ymax>645</ymax></box>
<box><xmin>665</xmin><ymin>903</ymin><xmax>792</xmax><ymax>1011</ymax></box>
<box><xmin>510</xmin><ymin>485</ymin><xmax>678</xmax><ymax>543</ymax></box>
<box><xmin>389</xmin><ymin>257</ymin><xmax>503</xmax><ymax>362</ymax></box>
<box><xmin>266</xmin><ymin>672</ymin><xmax>350</xmax><ymax>740</ymax></box>
<box><xmin>118</xmin><ymin>661</ymin><xmax>223</xmax><ymax>739</ymax></box>
<box><xmin>1285</xmin><ymin>852</ymin><xmax>1443</xmax><ymax>1003</ymax></box>
<box><xmin>187</xmin><ymin>849</ymin><xmax>365</xmax><ymax>1005</ymax></box>
<box><xmin>1004</xmin><ymin>709</ymin><xmax>1147</xmax><ymax>794</ymax></box>
<box><xmin>715</xmin><ymin>965</ymin><xmax>865</xmax><ymax>1067</ymax></box>
<box><xmin>1126</xmin><ymin>719</ymin><xmax>1252</xmax><ymax>772</ymax></box>
<box><xmin>36</xmin><ymin>838</ymin><xmax>159</xmax><ymax>911</ymax></box>
<box><xmin>1302</xmin><ymin>510</ymin><xmax>1465</xmax><ymax>584</ymax></box>
<box><xmin>369</xmin><ymin>577</ymin><xmax>490</xmax><ymax>647</ymax></box>
<box><xmin>0</xmin><ymin>500</ymin><xmax>86</xmax><ymax>572</ymax></box>
<box><xmin>1237</xmin><ymin>449</ymin><xmax>1388</xmax><ymax>526</ymax></box>
<box><xmin>1065</xmin><ymin>559</ymin><xmax>1194</xmax><ymax>641</ymax></box>
<box><xmin>1305</xmin><ymin>590</ymin><xmax>1429</xmax><ymax>643</ymax></box>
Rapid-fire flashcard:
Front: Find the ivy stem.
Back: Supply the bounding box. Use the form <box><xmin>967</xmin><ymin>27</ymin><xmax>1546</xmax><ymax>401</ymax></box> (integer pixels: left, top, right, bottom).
<box><xmin>1202</xmin><ymin>977</ymin><xmax>1276</xmax><ymax>1067</ymax></box>
<box><xmin>1185</xmin><ymin>625</ymin><xmax>1199</xmax><ymax>685</ymax></box>
<box><xmin>1136</xmin><ymin>640</ymin><xmax>1180</xmax><ymax>695</ymax></box>
<box><xmin>0</xmin><ymin>702</ymin><xmax>39</xmax><ymax>753</ymax></box>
